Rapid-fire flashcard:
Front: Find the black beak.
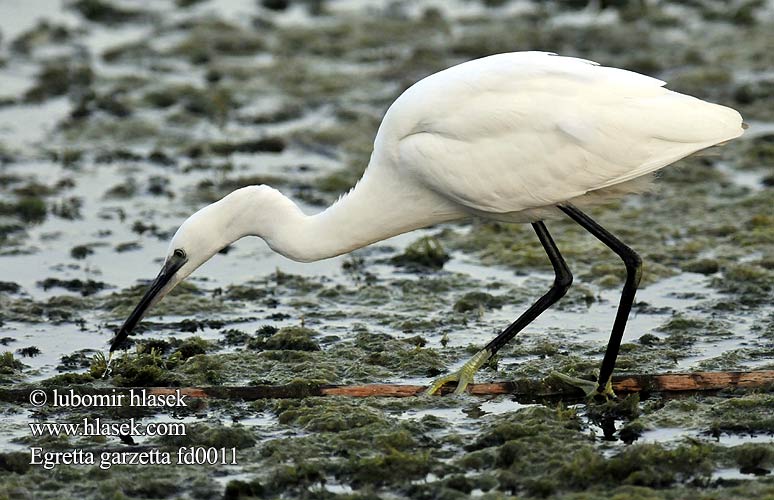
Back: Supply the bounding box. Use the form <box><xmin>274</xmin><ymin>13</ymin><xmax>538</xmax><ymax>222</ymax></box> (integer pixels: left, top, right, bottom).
<box><xmin>109</xmin><ymin>253</ymin><xmax>187</xmax><ymax>353</ymax></box>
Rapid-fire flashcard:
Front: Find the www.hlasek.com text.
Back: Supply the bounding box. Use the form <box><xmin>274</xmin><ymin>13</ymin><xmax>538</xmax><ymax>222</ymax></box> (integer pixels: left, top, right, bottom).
<box><xmin>29</xmin><ymin>418</ymin><xmax>186</xmax><ymax>437</ymax></box>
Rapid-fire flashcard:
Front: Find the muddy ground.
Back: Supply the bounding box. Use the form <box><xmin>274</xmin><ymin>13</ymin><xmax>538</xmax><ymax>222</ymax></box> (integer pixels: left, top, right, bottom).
<box><xmin>0</xmin><ymin>0</ymin><xmax>772</xmax><ymax>499</ymax></box>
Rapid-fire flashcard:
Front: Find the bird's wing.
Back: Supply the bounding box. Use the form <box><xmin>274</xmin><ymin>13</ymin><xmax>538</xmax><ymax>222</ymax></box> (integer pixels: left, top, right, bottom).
<box><xmin>386</xmin><ymin>52</ymin><xmax>744</xmax><ymax>214</ymax></box>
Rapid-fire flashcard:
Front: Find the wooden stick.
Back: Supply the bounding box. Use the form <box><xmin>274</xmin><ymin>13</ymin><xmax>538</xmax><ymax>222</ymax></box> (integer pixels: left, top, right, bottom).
<box><xmin>612</xmin><ymin>370</ymin><xmax>774</xmax><ymax>393</ymax></box>
<box><xmin>2</xmin><ymin>370</ymin><xmax>771</xmax><ymax>403</ymax></box>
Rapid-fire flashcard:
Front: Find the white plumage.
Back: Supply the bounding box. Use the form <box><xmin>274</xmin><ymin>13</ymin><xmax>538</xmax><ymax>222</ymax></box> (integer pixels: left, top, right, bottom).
<box><xmin>110</xmin><ymin>52</ymin><xmax>745</xmax><ymax>395</ymax></box>
<box><xmin>249</xmin><ymin>51</ymin><xmax>743</xmax><ymax>261</ymax></box>
<box><xmin>382</xmin><ymin>52</ymin><xmax>742</xmax><ymax>217</ymax></box>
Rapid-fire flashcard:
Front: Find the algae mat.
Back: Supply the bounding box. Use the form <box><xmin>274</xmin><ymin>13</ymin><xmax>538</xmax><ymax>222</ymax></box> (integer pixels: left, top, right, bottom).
<box><xmin>0</xmin><ymin>0</ymin><xmax>772</xmax><ymax>499</ymax></box>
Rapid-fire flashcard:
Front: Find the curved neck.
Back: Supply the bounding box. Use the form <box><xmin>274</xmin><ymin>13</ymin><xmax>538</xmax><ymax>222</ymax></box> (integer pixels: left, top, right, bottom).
<box><xmin>254</xmin><ymin>167</ymin><xmax>465</xmax><ymax>262</ymax></box>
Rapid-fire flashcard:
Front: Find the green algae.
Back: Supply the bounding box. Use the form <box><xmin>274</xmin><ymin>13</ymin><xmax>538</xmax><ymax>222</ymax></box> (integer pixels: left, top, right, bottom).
<box><xmin>207</xmin><ymin>137</ymin><xmax>286</xmax><ymax>156</ymax></box>
<box><xmin>713</xmin><ymin>263</ymin><xmax>773</xmax><ymax>307</ymax></box>
<box><xmin>224</xmin><ymin>479</ymin><xmax>265</xmax><ymax>500</ymax></box>
<box><xmin>142</xmin><ymin>83</ymin><xmax>237</xmax><ymax>126</ymax></box>
<box><xmin>157</xmin><ymin>422</ymin><xmax>256</xmax><ymax>449</ymax></box>
<box><xmin>0</xmin><ymin>451</ymin><xmax>30</xmax><ymax>475</ymax></box>
<box><xmin>682</xmin><ymin>258</ymin><xmax>720</xmax><ymax>275</ymax></box>
<box><xmin>275</xmin><ymin>398</ymin><xmax>385</xmax><ymax>432</ymax></box>
<box><xmin>10</xmin><ymin>21</ymin><xmax>74</xmax><ymax>55</ymax></box>
<box><xmin>350</xmin><ymin>448</ymin><xmax>435</xmax><ymax>488</ymax></box>
<box><xmin>161</xmin><ymin>326</ymin><xmax>449</xmax><ymax>386</ymax></box>
<box><xmin>23</xmin><ymin>60</ymin><xmax>93</xmax><ymax>103</ymax></box>
<box><xmin>38</xmin><ymin>278</ymin><xmax>107</xmax><ymax>296</ymax></box>
<box><xmin>655</xmin><ymin>315</ymin><xmax>734</xmax><ymax>349</ymax></box>
<box><xmin>0</xmin><ymin>198</ymin><xmax>46</xmax><ymax>223</ymax></box>
<box><xmin>561</xmin><ymin>442</ymin><xmax>715</xmax><ymax>489</ymax></box>
<box><xmin>172</xmin><ymin>336</ymin><xmax>214</xmax><ymax>360</ymax></box>
<box><xmin>248</xmin><ymin>400</ymin><xmax>444</xmax><ymax>496</ymax></box>
<box><xmin>453</xmin><ymin>291</ymin><xmax>507</xmax><ymax>313</ymax></box>
<box><xmin>732</xmin><ymin>442</ymin><xmax>774</xmax><ymax>475</ymax></box>
<box><xmin>40</xmin><ymin>372</ymin><xmax>95</xmax><ymax>386</ymax></box>
<box><xmin>71</xmin><ymin>0</ymin><xmax>145</xmax><ymax>24</ymax></box>
<box><xmin>68</xmin><ymin>244</ymin><xmax>94</xmax><ymax>260</ymax></box>
<box><xmin>62</xmin><ymin>115</ymin><xmax>161</xmax><ymax>145</ymax></box>
<box><xmin>50</xmin><ymin>197</ymin><xmax>83</xmax><ymax>220</ymax></box>
<box><xmin>1</xmin><ymin>1</ymin><xmax>773</xmax><ymax>499</ymax></box>
<box><xmin>739</xmin><ymin>134</ymin><xmax>774</xmax><ymax>170</ymax></box>
<box><xmin>635</xmin><ymin>393</ymin><xmax>774</xmax><ymax>438</ymax></box>
<box><xmin>0</xmin><ymin>282</ymin><xmax>20</xmax><ymax>294</ymax></box>
<box><xmin>390</xmin><ymin>236</ymin><xmax>450</xmax><ymax>271</ymax></box>
<box><xmin>259</xmin><ymin>326</ymin><xmax>321</xmax><ymax>352</ymax></box>
<box><xmin>0</xmin><ymin>352</ymin><xmax>24</xmax><ymax>383</ymax></box>
<box><xmin>708</xmin><ymin>394</ymin><xmax>774</xmax><ymax>435</ymax></box>
<box><xmin>168</xmin><ymin>19</ymin><xmax>266</xmax><ymax>62</ymax></box>
<box><xmin>456</xmin><ymin>404</ymin><xmax>736</xmax><ymax>497</ymax></box>
<box><xmin>102</xmin><ymin>281</ymin><xmax>230</xmax><ymax>319</ymax></box>
<box><xmin>190</xmin><ymin>174</ymin><xmax>286</xmax><ymax>204</ymax></box>
<box><xmin>101</xmin><ymin>349</ymin><xmax>182</xmax><ymax>387</ymax></box>
<box><xmin>1</xmin><ymin>294</ymin><xmax>95</xmax><ymax>325</ymax></box>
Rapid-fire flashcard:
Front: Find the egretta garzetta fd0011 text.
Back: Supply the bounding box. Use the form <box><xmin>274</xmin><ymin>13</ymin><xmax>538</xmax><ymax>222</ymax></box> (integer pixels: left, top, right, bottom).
<box><xmin>108</xmin><ymin>52</ymin><xmax>745</xmax><ymax>397</ymax></box>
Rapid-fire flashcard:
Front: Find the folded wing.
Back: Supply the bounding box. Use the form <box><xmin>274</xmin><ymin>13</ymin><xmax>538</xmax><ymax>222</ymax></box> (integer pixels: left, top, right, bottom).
<box><xmin>386</xmin><ymin>52</ymin><xmax>743</xmax><ymax>214</ymax></box>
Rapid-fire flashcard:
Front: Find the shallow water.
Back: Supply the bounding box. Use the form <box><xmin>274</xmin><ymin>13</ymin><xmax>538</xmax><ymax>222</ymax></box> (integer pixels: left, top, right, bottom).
<box><xmin>0</xmin><ymin>0</ymin><xmax>772</xmax><ymax>498</ymax></box>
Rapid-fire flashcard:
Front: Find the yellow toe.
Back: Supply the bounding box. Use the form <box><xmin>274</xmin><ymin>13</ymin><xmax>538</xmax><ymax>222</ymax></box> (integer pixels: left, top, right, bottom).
<box><xmin>550</xmin><ymin>371</ymin><xmax>616</xmax><ymax>400</ymax></box>
<box><xmin>425</xmin><ymin>348</ymin><xmax>491</xmax><ymax>396</ymax></box>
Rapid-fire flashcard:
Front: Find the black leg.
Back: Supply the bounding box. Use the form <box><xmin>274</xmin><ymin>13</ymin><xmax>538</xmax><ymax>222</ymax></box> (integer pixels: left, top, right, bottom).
<box><xmin>485</xmin><ymin>221</ymin><xmax>573</xmax><ymax>356</ymax></box>
<box><xmin>558</xmin><ymin>204</ymin><xmax>642</xmax><ymax>392</ymax></box>
<box><xmin>426</xmin><ymin>221</ymin><xmax>573</xmax><ymax>395</ymax></box>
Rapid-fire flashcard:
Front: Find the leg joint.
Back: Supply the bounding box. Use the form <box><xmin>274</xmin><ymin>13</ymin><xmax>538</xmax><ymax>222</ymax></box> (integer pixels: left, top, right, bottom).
<box><xmin>553</xmin><ymin>271</ymin><xmax>573</xmax><ymax>297</ymax></box>
<box><xmin>624</xmin><ymin>250</ymin><xmax>642</xmax><ymax>285</ymax></box>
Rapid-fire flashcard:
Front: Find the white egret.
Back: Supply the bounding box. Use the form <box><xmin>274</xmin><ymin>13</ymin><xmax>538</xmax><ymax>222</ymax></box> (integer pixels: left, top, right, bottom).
<box><xmin>108</xmin><ymin>52</ymin><xmax>745</xmax><ymax>397</ymax></box>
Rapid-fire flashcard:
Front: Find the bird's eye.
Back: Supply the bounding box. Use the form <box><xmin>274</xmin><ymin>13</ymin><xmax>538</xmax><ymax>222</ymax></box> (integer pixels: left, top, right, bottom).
<box><xmin>173</xmin><ymin>248</ymin><xmax>186</xmax><ymax>259</ymax></box>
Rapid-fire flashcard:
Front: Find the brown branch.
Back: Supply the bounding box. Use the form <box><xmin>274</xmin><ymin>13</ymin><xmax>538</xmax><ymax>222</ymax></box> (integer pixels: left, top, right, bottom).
<box><xmin>612</xmin><ymin>370</ymin><xmax>774</xmax><ymax>393</ymax></box>
<box><xmin>2</xmin><ymin>370</ymin><xmax>771</xmax><ymax>404</ymax></box>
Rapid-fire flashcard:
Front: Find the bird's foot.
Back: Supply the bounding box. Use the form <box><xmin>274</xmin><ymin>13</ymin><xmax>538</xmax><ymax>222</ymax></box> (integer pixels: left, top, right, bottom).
<box><xmin>101</xmin><ymin>351</ymin><xmax>114</xmax><ymax>379</ymax></box>
<box><xmin>425</xmin><ymin>349</ymin><xmax>491</xmax><ymax>396</ymax></box>
<box><xmin>550</xmin><ymin>371</ymin><xmax>617</xmax><ymax>401</ymax></box>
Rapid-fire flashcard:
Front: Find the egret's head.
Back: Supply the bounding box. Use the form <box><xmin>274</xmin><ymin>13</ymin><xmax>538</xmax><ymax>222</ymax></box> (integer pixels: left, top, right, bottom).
<box><xmin>109</xmin><ymin>196</ymin><xmax>243</xmax><ymax>353</ymax></box>
<box><xmin>108</xmin><ymin>186</ymin><xmax>302</xmax><ymax>354</ymax></box>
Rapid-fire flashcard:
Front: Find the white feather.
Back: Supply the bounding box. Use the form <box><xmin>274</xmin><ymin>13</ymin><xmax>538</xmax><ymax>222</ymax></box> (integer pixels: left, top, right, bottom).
<box><xmin>374</xmin><ymin>52</ymin><xmax>743</xmax><ymax>218</ymax></box>
<box><xmin>165</xmin><ymin>51</ymin><xmax>745</xmax><ymax>262</ymax></box>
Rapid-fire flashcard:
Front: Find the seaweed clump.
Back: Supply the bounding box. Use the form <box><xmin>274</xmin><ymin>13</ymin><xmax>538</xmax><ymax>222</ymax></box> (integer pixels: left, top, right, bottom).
<box><xmin>390</xmin><ymin>236</ymin><xmax>450</xmax><ymax>271</ymax></box>
<box><xmin>71</xmin><ymin>0</ymin><xmax>144</xmax><ymax>24</ymax></box>
<box><xmin>0</xmin><ymin>198</ymin><xmax>47</xmax><ymax>223</ymax></box>
<box><xmin>252</xmin><ymin>326</ymin><xmax>321</xmax><ymax>352</ymax></box>
<box><xmin>96</xmin><ymin>349</ymin><xmax>181</xmax><ymax>387</ymax></box>
<box><xmin>0</xmin><ymin>351</ymin><xmax>25</xmax><ymax>382</ymax></box>
<box><xmin>38</xmin><ymin>278</ymin><xmax>107</xmax><ymax>296</ymax></box>
<box><xmin>24</xmin><ymin>60</ymin><xmax>93</xmax><ymax>102</ymax></box>
<box><xmin>453</xmin><ymin>291</ymin><xmax>506</xmax><ymax>313</ymax></box>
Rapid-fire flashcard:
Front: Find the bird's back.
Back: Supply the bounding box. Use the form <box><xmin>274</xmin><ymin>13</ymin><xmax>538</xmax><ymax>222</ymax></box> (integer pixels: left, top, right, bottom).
<box><xmin>373</xmin><ymin>52</ymin><xmax>744</xmax><ymax>219</ymax></box>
